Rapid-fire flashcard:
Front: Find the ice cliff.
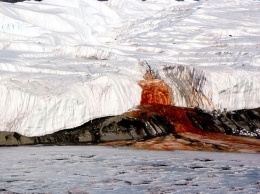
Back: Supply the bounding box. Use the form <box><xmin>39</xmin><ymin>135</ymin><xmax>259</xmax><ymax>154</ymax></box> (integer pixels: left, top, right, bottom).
<box><xmin>158</xmin><ymin>65</ymin><xmax>260</xmax><ymax>110</ymax></box>
<box><xmin>0</xmin><ymin>0</ymin><xmax>259</xmax><ymax>136</ymax></box>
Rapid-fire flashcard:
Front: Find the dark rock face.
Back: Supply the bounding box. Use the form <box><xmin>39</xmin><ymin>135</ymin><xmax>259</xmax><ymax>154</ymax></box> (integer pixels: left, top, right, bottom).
<box><xmin>0</xmin><ymin>113</ymin><xmax>172</xmax><ymax>146</ymax></box>
<box><xmin>0</xmin><ymin>131</ymin><xmax>35</xmax><ymax>146</ymax></box>
<box><xmin>130</xmin><ymin>106</ymin><xmax>260</xmax><ymax>153</ymax></box>
<box><xmin>0</xmin><ymin>106</ymin><xmax>259</xmax><ymax>151</ymax></box>
<box><xmin>193</xmin><ymin>108</ymin><xmax>260</xmax><ymax>138</ymax></box>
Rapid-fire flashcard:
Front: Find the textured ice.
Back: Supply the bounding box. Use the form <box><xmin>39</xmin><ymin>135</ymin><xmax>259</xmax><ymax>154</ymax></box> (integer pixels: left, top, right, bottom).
<box><xmin>0</xmin><ymin>146</ymin><xmax>259</xmax><ymax>194</ymax></box>
<box><xmin>0</xmin><ymin>0</ymin><xmax>260</xmax><ymax>136</ymax></box>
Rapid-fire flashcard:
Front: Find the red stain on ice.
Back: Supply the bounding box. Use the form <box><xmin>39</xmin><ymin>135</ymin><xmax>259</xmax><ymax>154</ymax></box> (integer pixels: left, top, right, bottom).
<box><xmin>139</xmin><ymin>71</ymin><xmax>171</xmax><ymax>106</ymax></box>
<box><xmin>131</xmin><ymin>73</ymin><xmax>260</xmax><ymax>152</ymax></box>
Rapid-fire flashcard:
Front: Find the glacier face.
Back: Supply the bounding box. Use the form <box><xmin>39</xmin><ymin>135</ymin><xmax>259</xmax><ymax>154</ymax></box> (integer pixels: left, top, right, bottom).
<box><xmin>0</xmin><ymin>0</ymin><xmax>259</xmax><ymax>136</ymax></box>
<box><xmin>0</xmin><ymin>71</ymin><xmax>142</xmax><ymax>136</ymax></box>
<box><xmin>158</xmin><ymin>65</ymin><xmax>260</xmax><ymax>111</ymax></box>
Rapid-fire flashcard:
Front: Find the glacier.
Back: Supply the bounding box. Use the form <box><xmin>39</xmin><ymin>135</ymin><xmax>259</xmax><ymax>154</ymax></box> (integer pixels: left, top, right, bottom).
<box><xmin>0</xmin><ymin>0</ymin><xmax>259</xmax><ymax>136</ymax></box>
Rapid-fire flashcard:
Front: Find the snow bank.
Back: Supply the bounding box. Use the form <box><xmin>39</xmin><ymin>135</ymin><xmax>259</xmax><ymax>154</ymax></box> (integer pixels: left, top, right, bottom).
<box><xmin>0</xmin><ymin>0</ymin><xmax>259</xmax><ymax>135</ymax></box>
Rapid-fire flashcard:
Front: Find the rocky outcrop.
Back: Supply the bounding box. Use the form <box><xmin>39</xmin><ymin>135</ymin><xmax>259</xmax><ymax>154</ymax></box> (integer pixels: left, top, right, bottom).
<box><xmin>123</xmin><ymin>105</ymin><xmax>260</xmax><ymax>153</ymax></box>
<box><xmin>217</xmin><ymin>108</ymin><xmax>260</xmax><ymax>137</ymax></box>
<box><xmin>1</xmin><ymin>105</ymin><xmax>259</xmax><ymax>152</ymax></box>
<box><xmin>0</xmin><ymin>113</ymin><xmax>172</xmax><ymax>146</ymax></box>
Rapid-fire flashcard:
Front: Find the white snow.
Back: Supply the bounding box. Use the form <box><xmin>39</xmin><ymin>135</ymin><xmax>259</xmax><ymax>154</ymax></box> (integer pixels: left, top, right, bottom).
<box><xmin>0</xmin><ymin>146</ymin><xmax>259</xmax><ymax>194</ymax></box>
<box><xmin>0</xmin><ymin>0</ymin><xmax>260</xmax><ymax>136</ymax></box>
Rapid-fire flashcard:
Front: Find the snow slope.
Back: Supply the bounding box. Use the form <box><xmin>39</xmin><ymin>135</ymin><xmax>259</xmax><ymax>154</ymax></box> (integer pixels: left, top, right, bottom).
<box><xmin>0</xmin><ymin>0</ymin><xmax>259</xmax><ymax>136</ymax></box>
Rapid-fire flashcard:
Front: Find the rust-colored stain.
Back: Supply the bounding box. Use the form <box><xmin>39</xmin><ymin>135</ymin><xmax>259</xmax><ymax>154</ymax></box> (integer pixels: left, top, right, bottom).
<box><xmin>104</xmin><ymin>74</ymin><xmax>260</xmax><ymax>153</ymax></box>
<box><xmin>125</xmin><ymin>104</ymin><xmax>219</xmax><ymax>134</ymax></box>
<box><xmin>139</xmin><ymin>79</ymin><xmax>171</xmax><ymax>105</ymax></box>
<box><xmin>127</xmin><ymin>73</ymin><xmax>260</xmax><ymax>153</ymax></box>
<box><xmin>132</xmin><ymin>133</ymin><xmax>260</xmax><ymax>153</ymax></box>
<box><xmin>139</xmin><ymin>72</ymin><xmax>172</xmax><ymax>106</ymax></box>
<box><xmin>116</xmin><ymin>104</ymin><xmax>260</xmax><ymax>153</ymax></box>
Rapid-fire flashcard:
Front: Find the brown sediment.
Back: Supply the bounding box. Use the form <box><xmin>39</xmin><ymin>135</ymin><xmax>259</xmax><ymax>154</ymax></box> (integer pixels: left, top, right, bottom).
<box><xmin>132</xmin><ymin>132</ymin><xmax>260</xmax><ymax>153</ymax></box>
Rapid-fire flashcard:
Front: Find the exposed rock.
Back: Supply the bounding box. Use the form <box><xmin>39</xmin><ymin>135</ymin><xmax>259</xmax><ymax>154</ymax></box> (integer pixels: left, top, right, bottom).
<box><xmin>0</xmin><ymin>113</ymin><xmax>172</xmax><ymax>146</ymax></box>
<box><xmin>0</xmin><ymin>132</ymin><xmax>35</xmax><ymax>146</ymax></box>
<box><xmin>120</xmin><ymin>105</ymin><xmax>260</xmax><ymax>153</ymax></box>
<box><xmin>0</xmin><ymin>101</ymin><xmax>259</xmax><ymax>153</ymax></box>
<box><xmin>202</xmin><ymin>108</ymin><xmax>260</xmax><ymax>137</ymax></box>
<box><xmin>133</xmin><ymin>105</ymin><xmax>260</xmax><ymax>138</ymax></box>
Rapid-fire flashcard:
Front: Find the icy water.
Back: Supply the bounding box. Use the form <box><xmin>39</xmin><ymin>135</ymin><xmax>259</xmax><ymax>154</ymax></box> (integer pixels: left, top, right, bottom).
<box><xmin>0</xmin><ymin>146</ymin><xmax>259</xmax><ymax>194</ymax></box>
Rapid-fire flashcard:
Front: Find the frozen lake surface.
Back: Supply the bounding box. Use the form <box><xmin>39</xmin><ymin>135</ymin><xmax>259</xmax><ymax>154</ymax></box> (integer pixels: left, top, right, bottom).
<box><xmin>0</xmin><ymin>146</ymin><xmax>259</xmax><ymax>194</ymax></box>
